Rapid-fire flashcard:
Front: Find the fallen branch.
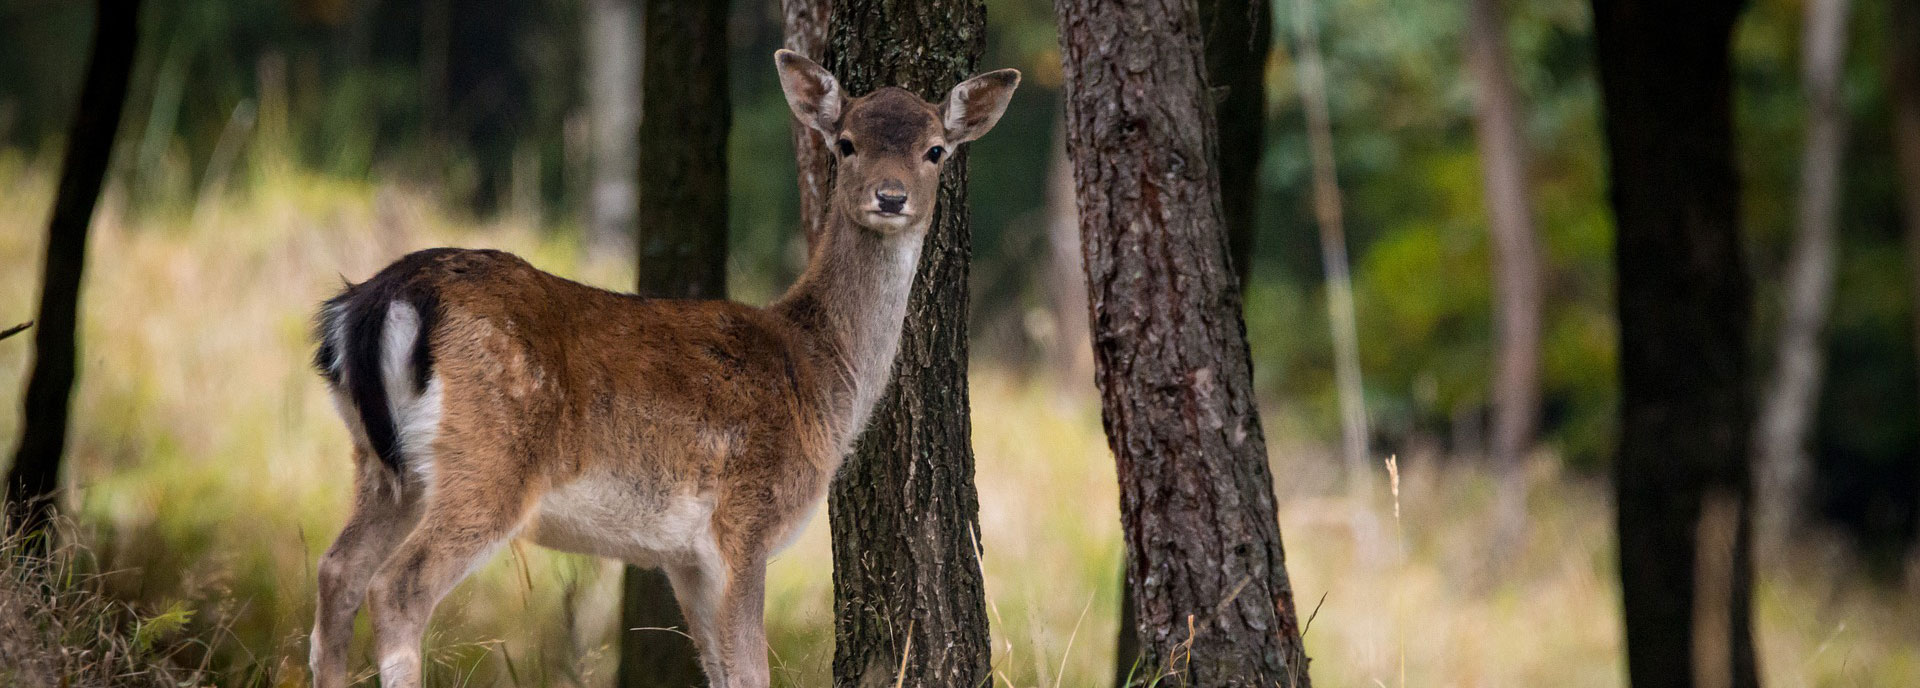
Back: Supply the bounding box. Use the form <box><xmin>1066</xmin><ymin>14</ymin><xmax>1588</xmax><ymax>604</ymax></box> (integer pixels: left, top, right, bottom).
<box><xmin>0</xmin><ymin>321</ymin><xmax>31</xmax><ymax>341</ymax></box>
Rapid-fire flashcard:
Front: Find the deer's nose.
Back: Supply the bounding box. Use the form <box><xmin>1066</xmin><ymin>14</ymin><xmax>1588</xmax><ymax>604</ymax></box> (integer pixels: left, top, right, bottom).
<box><xmin>875</xmin><ymin>183</ymin><xmax>908</xmax><ymax>214</ymax></box>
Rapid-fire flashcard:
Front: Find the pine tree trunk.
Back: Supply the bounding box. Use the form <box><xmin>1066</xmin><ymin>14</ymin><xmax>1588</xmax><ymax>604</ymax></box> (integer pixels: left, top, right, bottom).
<box><xmin>781</xmin><ymin>0</ymin><xmax>832</xmax><ymax>254</ymax></box>
<box><xmin>5</xmin><ymin>0</ymin><xmax>142</xmax><ymax>537</ymax></box>
<box><xmin>1465</xmin><ymin>0</ymin><xmax>1543</xmax><ymax>550</ymax></box>
<box><xmin>1591</xmin><ymin>1</ymin><xmax>1759</xmax><ymax>685</ymax></box>
<box><xmin>1886</xmin><ymin>0</ymin><xmax>1920</xmax><ymax>582</ymax></box>
<box><xmin>617</xmin><ymin>1</ymin><xmax>729</xmax><ymax>685</ymax></box>
<box><xmin>1755</xmin><ymin>0</ymin><xmax>1852</xmax><ymax>551</ymax></box>
<box><xmin>1057</xmin><ymin>0</ymin><xmax>1311</xmax><ymax>685</ymax></box>
<box><xmin>823</xmin><ymin>2</ymin><xmax>993</xmax><ymax>686</ymax></box>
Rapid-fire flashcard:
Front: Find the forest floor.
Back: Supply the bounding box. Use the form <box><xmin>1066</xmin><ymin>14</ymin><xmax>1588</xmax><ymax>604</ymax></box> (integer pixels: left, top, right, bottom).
<box><xmin>1</xmin><ymin>162</ymin><xmax>1916</xmax><ymax>686</ymax></box>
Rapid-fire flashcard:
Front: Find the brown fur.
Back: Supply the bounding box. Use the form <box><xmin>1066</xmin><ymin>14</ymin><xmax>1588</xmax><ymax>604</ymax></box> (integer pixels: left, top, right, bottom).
<box><xmin>308</xmin><ymin>51</ymin><xmax>1017</xmax><ymax>688</ymax></box>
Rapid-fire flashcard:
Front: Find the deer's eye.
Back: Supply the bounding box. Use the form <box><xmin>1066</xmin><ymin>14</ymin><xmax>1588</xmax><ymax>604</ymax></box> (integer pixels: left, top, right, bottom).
<box><xmin>836</xmin><ymin>138</ymin><xmax>856</xmax><ymax>156</ymax></box>
<box><xmin>925</xmin><ymin>145</ymin><xmax>946</xmax><ymax>164</ymax></box>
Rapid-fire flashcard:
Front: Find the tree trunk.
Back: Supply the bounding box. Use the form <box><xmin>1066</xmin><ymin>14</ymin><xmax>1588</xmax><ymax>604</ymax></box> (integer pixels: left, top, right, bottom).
<box><xmin>1057</xmin><ymin>0</ymin><xmax>1312</xmax><ymax>685</ymax></box>
<box><xmin>822</xmin><ymin>2</ymin><xmax>993</xmax><ymax>686</ymax></box>
<box><xmin>781</xmin><ymin>0</ymin><xmax>832</xmax><ymax>254</ymax></box>
<box><xmin>1288</xmin><ymin>0</ymin><xmax>1371</xmax><ymax>498</ymax></box>
<box><xmin>1111</xmin><ymin>1</ymin><xmax>1271</xmax><ymax>678</ymax></box>
<box><xmin>5</xmin><ymin>0</ymin><xmax>142</xmax><ymax>537</ymax></box>
<box><xmin>617</xmin><ymin>2</ymin><xmax>729</xmax><ymax>686</ymax></box>
<box><xmin>1044</xmin><ymin>119</ymin><xmax>1094</xmax><ymax>391</ymax></box>
<box><xmin>1591</xmin><ymin>1</ymin><xmax>1759</xmax><ymax>686</ymax></box>
<box><xmin>1755</xmin><ymin>0</ymin><xmax>1853</xmax><ymax>552</ymax></box>
<box><xmin>584</xmin><ymin>0</ymin><xmax>640</xmax><ymax>251</ymax></box>
<box><xmin>1465</xmin><ymin>0</ymin><xmax>1544</xmax><ymax>550</ymax></box>
<box><xmin>1200</xmin><ymin>0</ymin><xmax>1271</xmax><ymax>287</ymax></box>
<box><xmin>1887</xmin><ymin>0</ymin><xmax>1920</xmax><ymax>582</ymax></box>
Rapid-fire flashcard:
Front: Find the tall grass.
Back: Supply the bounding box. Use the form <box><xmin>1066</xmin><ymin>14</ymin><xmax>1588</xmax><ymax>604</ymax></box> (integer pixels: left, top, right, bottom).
<box><xmin>1</xmin><ymin>159</ymin><xmax>1916</xmax><ymax>685</ymax></box>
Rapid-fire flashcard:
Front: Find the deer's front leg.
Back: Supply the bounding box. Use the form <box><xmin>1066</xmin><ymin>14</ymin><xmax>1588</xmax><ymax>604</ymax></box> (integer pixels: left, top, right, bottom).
<box><xmin>366</xmin><ymin>472</ymin><xmax>531</xmax><ymax>688</ymax></box>
<box><xmin>716</xmin><ymin>562</ymin><xmax>770</xmax><ymax>688</ymax></box>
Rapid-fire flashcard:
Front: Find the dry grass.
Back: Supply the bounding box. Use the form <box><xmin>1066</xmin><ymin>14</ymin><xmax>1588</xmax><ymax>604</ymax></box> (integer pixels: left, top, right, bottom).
<box><xmin>1</xmin><ymin>158</ymin><xmax>1917</xmax><ymax>686</ymax></box>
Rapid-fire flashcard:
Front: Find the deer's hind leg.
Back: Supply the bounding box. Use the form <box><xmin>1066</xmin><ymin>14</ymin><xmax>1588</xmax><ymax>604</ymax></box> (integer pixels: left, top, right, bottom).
<box><xmin>366</xmin><ymin>443</ymin><xmax>539</xmax><ymax>688</ymax></box>
<box><xmin>311</xmin><ymin>449</ymin><xmax>423</xmax><ymax>688</ymax></box>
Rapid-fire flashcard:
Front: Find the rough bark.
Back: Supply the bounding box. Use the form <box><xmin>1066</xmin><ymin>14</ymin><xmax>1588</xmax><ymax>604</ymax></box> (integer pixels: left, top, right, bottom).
<box><xmin>1465</xmin><ymin>0</ymin><xmax>1544</xmax><ymax>549</ymax></box>
<box><xmin>822</xmin><ymin>2</ymin><xmax>993</xmax><ymax>686</ymax></box>
<box><xmin>781</xmin><ymin>0</ymin><xmax>833</xmax><ymax>254</ymax></box>
<box><xmin>617</xmin><ymin>2</ymin><xmax>729</xmax><ymax>686</ymax></box>
<box><xmin>1288</xmin><ymin>0</ymin><xmax>1370</xmax><ymax>493</ymax></box>
<box><xmin>6</xmin><ymin>0</ymin><xmax>142</xmax><ymax>537</ymax></box>
<box><xmin>1755</xmin><ymin>0</ymin><xmax>1853</xmax><ymax>551</ymax></box>
<box><xmin>1056</xmin><ymin>0</ymin><xmax>1311</xmax><ymax>685</ymax></box>
<box><xmin>1888</xmin><ymin>0</ymin><xmax>1920</xmax><ymax>580</ymax></box>
<box><xmin>1591</xmin><ymin>1</ymin><xmax>1759</xmax><ymax>686</ymax></box>
<box><xmin>584</xmin><ymin>0</ymin><xmax>640</xmax><ymax>251</ymax></box>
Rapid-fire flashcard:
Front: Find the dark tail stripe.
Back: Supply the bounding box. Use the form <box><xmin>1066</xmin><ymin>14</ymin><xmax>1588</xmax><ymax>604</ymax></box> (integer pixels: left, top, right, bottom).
<box><xmin>314</xmin><ymin>249</ymin><xmax>454</xmax><ymax>473</ymax></box>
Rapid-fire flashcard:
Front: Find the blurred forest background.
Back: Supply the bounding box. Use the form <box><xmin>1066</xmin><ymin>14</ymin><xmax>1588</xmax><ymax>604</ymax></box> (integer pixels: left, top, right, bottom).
<box><xmin>3</xmin><ymin>0</ymin><xmax>1919</xmax><ymax>685</ymax></box>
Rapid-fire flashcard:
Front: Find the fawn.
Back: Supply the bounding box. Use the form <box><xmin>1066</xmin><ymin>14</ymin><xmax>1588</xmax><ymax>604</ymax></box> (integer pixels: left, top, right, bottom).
<box><xmin>307</xmin><ymin>50</ymin><xmax>1018</xmax><ymax>688</ymax></box>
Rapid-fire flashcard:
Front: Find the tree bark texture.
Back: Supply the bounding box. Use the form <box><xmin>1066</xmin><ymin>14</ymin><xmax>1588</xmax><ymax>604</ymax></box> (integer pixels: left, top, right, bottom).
<box><xmin>1056</xmin><ymin>0</ymin><xmax>1311</xmax><ymax>685</ymax></box>
<box><xmin>6</xmin><ymin>0</ymin><xmax>142</xmax><ymax>536</ymax></box>
<box><xmin>1591</xmin><ymin>1</ymin><xmax>1759</xmax><ymax>686</ymax></box>
<box><xmin>618</xmin><ymin>2</ymin><xmax>729</xmax><ymax>686</ymax></box>
<box><xmin>781</xmin><ymin>0</ymin><xmax>833</xmax><ymax>254</ymax></box>
<box><xmin>1465</xmin><ymin>0</ymin><xmax>1544</xmax><ymax>549</ymax></box>
<box><xmin>822</xmin><ymin>2</ymin><xmax>993</xmax><ymax>686</ymax></box>
<box><xmin>1755</xmin><ymin>0</ymin><xmax>1853</xmax><ymax>550</ymax></box>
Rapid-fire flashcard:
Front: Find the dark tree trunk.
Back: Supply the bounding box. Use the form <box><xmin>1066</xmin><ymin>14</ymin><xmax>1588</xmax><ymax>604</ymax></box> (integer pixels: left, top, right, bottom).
<box><xmin>823</xmin><ymin>1</ymin><xmax>993</xmax><ymax>686</ymax></box>
<box><xmin>1890</xmin><ymin>0</ymin><xmax>1920</xmax><ymax>581</ymax></box>
<box><xmin>444</xmin><ymin>0</ymin><xmax>532</xmax><ymax>215</ymax></box>
<box><xmin>6</xmin><ymin>0</ymin><xmax>142</xmax><ymax>537</ymax></box>
<box><xmin>1057</xmin><ymin>0</ymin><xmax>1311</xmax><ymax>685</ymax></box>
<box><xmin>1200</xmin><ymin>0</ymin><xmax>1270</xmax><ymax>287</ymax></box>
<box><xmin>1465</xmin><ymin>0</ymin><xmax>1543</xmax><ymax>552</ymax></box>
<box><xmin>1112</xmin><ymin>0</ymin><xmax>1271</xmax><ymax>678</ymax></box>
<box><xmin>617</xmin><ymin>1</ymin><xmax>729</xmax><ymax>686</ymax></box>
<box><xmin>1591</xmin><ymin>1</ymin><xmax>1758</xmax><ymax>686</ymax></box>
<box><xmin>781</xmin><ymin>0</ymin><xmax>832</xmax><ymax>254</ymax></box>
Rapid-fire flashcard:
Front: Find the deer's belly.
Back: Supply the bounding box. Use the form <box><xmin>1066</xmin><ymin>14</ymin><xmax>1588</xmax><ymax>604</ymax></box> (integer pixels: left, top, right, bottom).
<box><xmin>524</xmin><ymin>475</ymin><xmax>716</xmax><ymax>567</ymax></box>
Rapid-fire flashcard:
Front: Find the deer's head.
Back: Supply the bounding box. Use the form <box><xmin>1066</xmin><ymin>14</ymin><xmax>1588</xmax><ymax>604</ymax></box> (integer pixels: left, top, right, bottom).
<box><xmin>776</xmin><ymin>49</ymin><xmax>1020</xmax><ymax>234</ymax></box>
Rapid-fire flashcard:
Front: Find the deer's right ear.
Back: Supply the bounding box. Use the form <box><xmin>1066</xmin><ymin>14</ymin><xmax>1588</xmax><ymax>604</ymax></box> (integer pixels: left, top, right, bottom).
<box><xmin>776</xmin><ymin>50</ymin><xmax>842</xmax><ymax>137</ymax></box>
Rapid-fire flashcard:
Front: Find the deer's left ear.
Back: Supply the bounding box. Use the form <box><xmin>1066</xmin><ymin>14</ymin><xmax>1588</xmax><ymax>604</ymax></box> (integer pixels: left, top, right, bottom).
<box><xmin>940</xmin><ymin>68</ymin><xmax>1021</xmax><ymax>145</ymax></box>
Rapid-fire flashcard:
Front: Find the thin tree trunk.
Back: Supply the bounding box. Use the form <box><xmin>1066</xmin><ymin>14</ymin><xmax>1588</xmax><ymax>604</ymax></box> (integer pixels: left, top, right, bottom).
<box><xmin>617</xmin><ymin>1</ymin><xmax>729</xmax><ymax>685</ymax></box>
<box><xmin>781</xmin><ymin>0</ymin><xmax>832</xmax><ymax>254</ymax></box>
<box><xmin>1465</xmin><ymin>0</ymin><xmax>1544</xmax><ymax>550</ymax></box>
<box><xmin>1044</xmin><ymin>120</ymin><xmax>1094</xmax><ymax>391</ymax></box>
<box><xmin>584</xmin><ymin>0</ymin><xmax>640</xmax><ymax>251</ymax></box>
<box><xmin>1591</xmin><ymin>0</ymin><xmax>1759</xmax><ymax>686</ymax></box>
<box><xmin>1755</xmin><ymin>0</ymin><xmax>1852</xmax><ymax>552</ymax></box>
<box><xmin>1289</xmin><ymin>0</ymin><xmax>1371</xmax><ymax>499</ymax></box>
<box><xmin>823</xmin><ymin>2</ymin><xmax>993</xmax><ymax>686</ymax></box>
<box><xmin>6</xmin><ymin>0</ymin><xmax>142</xmax><ymax>537</ymax></box>
<box><xmin>1057</xmin><ymin>0</ymin><xmax>1312</xmax><ymax>684</ymax></box>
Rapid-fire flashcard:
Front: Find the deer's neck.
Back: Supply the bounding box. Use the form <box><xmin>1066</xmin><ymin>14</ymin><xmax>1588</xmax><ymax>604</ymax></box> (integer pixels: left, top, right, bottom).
<box><xmin>770</xmin><ymin>209</ymin><xmax>927</xmax><ymax>459</ymax></box>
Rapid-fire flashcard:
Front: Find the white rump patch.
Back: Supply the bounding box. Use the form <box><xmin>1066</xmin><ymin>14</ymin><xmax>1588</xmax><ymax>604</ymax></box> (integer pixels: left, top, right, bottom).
<box><xmin>380</xmin><ymin>301</ymin><xmax>443</xmax><ymax>483</ymax></box>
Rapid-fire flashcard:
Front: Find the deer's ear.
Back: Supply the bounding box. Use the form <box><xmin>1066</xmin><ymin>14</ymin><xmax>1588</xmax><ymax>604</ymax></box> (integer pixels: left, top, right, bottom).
<box><xmin>941</xmin><ymin>68</ymin><xmax>1021</xmax><ymax>145</ymax></box>
<box><xmin>776</xmin><ymin>50</ymin><xmax>842</xmax><ymax>137</ymax></box>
